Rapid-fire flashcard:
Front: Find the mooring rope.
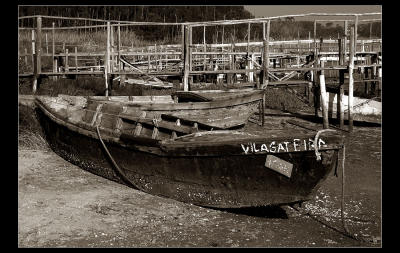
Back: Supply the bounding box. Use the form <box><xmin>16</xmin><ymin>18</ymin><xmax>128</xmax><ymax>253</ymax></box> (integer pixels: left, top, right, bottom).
<box><xmin>340</xmin><ymin>144</ymin><xmax>350</xmax><ymax>234</ymax></box>
<box><xmin>95</xmin><ymin>125</ymin><xmax>140</xmax><ymax>190</ymax></box>
<box><xmin>313</xmin><ymin>129</ymin><xmax>371</xmax><ymax>242</ymax></box>
<box><xmin>338</xmin><ymin>144</ymin><xmax>373</xmax><ymax>243</ymax></box>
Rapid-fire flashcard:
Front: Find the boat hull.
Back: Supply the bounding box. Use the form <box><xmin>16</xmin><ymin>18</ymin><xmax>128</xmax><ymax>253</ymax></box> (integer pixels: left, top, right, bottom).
<box><xmin>36</xmin><ymin>106</ymin><xmax>340</xmax><ymax>208</ymax></box>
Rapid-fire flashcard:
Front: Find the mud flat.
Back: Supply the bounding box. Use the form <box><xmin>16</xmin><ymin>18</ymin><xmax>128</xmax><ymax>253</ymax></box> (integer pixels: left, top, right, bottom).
<box><xmin>18</xmin><ymin>125</ymin><xmax>381</xmax><ymax>248</ymax></box>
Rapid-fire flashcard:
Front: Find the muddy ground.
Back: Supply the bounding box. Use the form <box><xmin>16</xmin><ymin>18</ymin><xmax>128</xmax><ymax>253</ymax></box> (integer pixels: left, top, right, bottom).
<box><xmin>18</xmin><ymin>119</ymin><xmax>381</xmax><ymax>248</ymax></box>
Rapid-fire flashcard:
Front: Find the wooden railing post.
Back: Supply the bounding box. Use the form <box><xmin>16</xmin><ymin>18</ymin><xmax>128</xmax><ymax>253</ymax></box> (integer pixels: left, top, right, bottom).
<box><xmin>183</xmin><ymin>25</ymin><xmax>190</xmax><ymax>91</ymax></box>
<box><xmin>52</xmin><ymin>22</ymin><xmax>57</xmax><ymax>80</ymax></box>
<box><xmin>203</xmin><ymin>26</ymin><xmax>207</xmax><ymax>71</ymax></box>
<box><xmin>348</xmin><ymin>27</ymin><xmax>355</xmax><ymax>132</ymax></box>
<box><xmin>33</xmin><ymin>16</ymin><xmax>42</xmax><ymax>93</ymax></box>
<box><xmin>74</xmin><ymin>47</ymin><xmax>78</xmax><ymax>72</ymax></box>
<box><xmin>319</xmin><ymin>60</ymin><xmax>329</xmax><ymax>129</ymax></box>
<box><xmin>65</xmin><ymin>48</ymin><xmax>69</xmax><ymax>72</ymax></box>
<box><xmin>338</xmin><ymin>38</ymin><xmax>345</xmax><ymax>129</ymax></box>
<box><xmin>344</xmin><ymin>20</ymin><xmax>348</xmax><ymax>64</ymax></box>
<box><xmin>105</xmin><ymin>21</ymin><xmax>110</xmax><ymax>96</ymax></box>
<box><xmin>262</xmin><ymin>20</ymin><xmax>270</xmax><ymax>88</ymax></box>
<box><xmin>117</xmin><ymin>23</ymin><xmax>121</xmax><ymax>73</ymax></box>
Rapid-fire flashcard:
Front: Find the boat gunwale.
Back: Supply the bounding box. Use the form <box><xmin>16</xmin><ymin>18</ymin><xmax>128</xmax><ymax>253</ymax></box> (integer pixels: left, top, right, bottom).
<box><xmin>87</xmin><ymin>90</ymin><xmax>265</xmax><ymax>111</ymax></box>
<box><xmin>35</xmin><ymin>97</ymin><xmax>343</xmax><ymax>159</ymax></box>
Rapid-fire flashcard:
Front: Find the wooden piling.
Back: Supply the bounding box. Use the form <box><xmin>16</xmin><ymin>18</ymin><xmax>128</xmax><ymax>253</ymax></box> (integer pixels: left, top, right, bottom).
<box><xmin>313</xmin><ymin>19</ymin><xmax>319</xmax><ymax>118</ymax></box>
<box><xmin>75</xmin><ymin>47</ymin><xmax>78</xmax><ymax>72</ymax></box>
<box><xmin>117</xmin><ymin>24</ymin><xmax>121</xmax><ymax>73</ymax></box>
<box><xmin>45</xmin><ymin>33</ymin><xmax>48</xmax><ymax>54</ymax></box>
<box><xmin>338</xmin><ymin>38</ymin><xmax>345</xmax><ymax>129</ymax></box>
<box><xmin>33</xmin><ymin>17</ymin><xmax>42</xmax><ymax>93</ymax></box>
<box><xmin>348</xmin><ymin>27</ymin><xmax>355</xmax><ymax>132</ymax></box>
<box><xmin>110</xmin><ymin>25</ymin><xmax>115</xmax><ymax>72</ymax></box>
<box><xmin>31</xmin><ymin>30</ymin><xmax>36</xmax><ymax>91</ymax></box>
<box><xmin>52</xmin><ymin>22</ymin><xmax>56</xmax><ymax>80</ymax></box>
<box><xmin>319</xmin><ymin>60</ymin><xmax>329</xmax><ymax>129</ymax></box>
<box><xmin>189</xmin><ymin>27</ymin><xmax>193</xmax><ymax>72</ymax></box>
<box><xmin>65</xmin><ymin>49</ymin><xmax>69</xmax><ymax>72</ymax></box>
<box><xmin>262</xmin><ymin>20</ymin><xmax>270</xmax><ymax>88</ymax></box>
<box><xmin>203</xmin><ymin>26</ymin><xmax>207</xmax><ymax>70</ymax></box>
<box><xmin>354</xmin><ymin>15</ymin><xmax>358</xmax><ymax>52</ymax></box>
<box><xmin>344</xmin><ymin>20</ymin><xmax>348</xmax><ymax>63</ymax></box>
<box><xmin>105</xmin><ymin>21</ymin><xmax>110</xmax><ymax>97</ymax></box>
<box><xmin>247</xmin><ymin>22</ymin><xmax>251</xmax><ymax>54</ymax></box>
<box><xmin>183</xmin><ymin>25</ymin><xmax>190</xmax><ymax>91</ymax></box>
<box><xmin>24</xmin><ymin>48</ymin><xmax>28</xmax><ymax>66</ymax></box>
<box><xmin>181</xmin><ymin>24</ymin><xmax>185</xmax><ymax>61</ymax></box>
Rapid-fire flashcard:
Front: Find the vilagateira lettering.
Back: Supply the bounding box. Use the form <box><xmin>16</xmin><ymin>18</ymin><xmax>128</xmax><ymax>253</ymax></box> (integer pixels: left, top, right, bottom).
<box><xmin>240</xmin><ymin>138</ymin><xmax>327</xmax><ymax>154</ymax></box>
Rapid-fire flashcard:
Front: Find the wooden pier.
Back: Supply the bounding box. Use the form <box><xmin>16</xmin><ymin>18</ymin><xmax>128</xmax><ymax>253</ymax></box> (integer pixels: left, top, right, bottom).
<box><xmin>18</xmin><ymin>12</ymin><xmax>382</xmax><ymax>131</ymax></box>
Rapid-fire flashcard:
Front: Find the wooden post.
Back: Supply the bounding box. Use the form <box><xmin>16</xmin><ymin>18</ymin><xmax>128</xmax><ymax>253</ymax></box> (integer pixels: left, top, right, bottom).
<box><xmin>148</xmin><ymin>48</ymin><xmax>150</xmax><ymax>73</ymax></box>
<box><xmin>189</xmin><ymin>27</ymin><xmax>192</xmax><ymax>72</ymax></box>
<box><xmin>31</xmin><ymin>30</ymin><xmax>36</xmax><ymax>90</ymax></box>
<box><xmin>117</xmin><ymin>24</ymin><xmax>121</xmax><ymax>73</ymax></box>
<box><xmin>344</xmin><ymin>20</ymin><xmax>348</xmax><ymax>63</ymax></box>
<box><xmin>65</xmin><ymin>48</ymin><xmax>69</xmax><ymax>72</ymax></box>
<box><xmin>348</xmin><ymin>27</ymin><xmax>355</xmax><ymax>132</ymax></box>
<box><xmin>24</xmin><ymin>48</ymin><xmax>28</xmax><ymax>66</ymax></box>
<box><xmin>313</xmin><ymin>20</ymin><xmax>317</xmax><ymax>56</ymax></box>
<box><xmin>105</xmin><ymin>22</ymin><xmax>110</xmax><ymax>97</ymax></box>
<box><xmin>33</xmin><ymin>17</ymin><xmax>42</xmax><ymax>93</ymax></box>
<box><xmin>319</xmin><ymin>60</ymin><xmax>329</xmax><ymax>129</ymax></box>
<box><xmin>203</xmin><ymin>26</ymin><xmax>206</xmax><ymax>71</ymax></box>
<box><xmin>371</xmin><ymin>55</ymin><xmax>377</xmax><ymax>95</ymax></box>
<box><xmin>110</xmin><ymin>25</ymin><xmax>114</xmax><ymax>72</ymax></box>
<box><xmin>45</xmin><ymin>33</ymin><xmax>48</xmax><ymax>54</ymax></box>
<box><xmin>338</xmin><ymin>38</ymin><xmax>345</xmax><ymax>129</ymax></box>
<box><xmin>74</xmin><ymin>47</ymin><xmax>78</xmax><ymax>72</ymax></box>
<box><xmin>245</xmin><ymin>23</ymin><xmax>251</xmax><ymax>83</ymax></box>
<box><xmin>155</xmin><ymin>44</ymin><xmax>158</xmax><ymax>72</ymax></box>
<box><xmin>52</xmin><ymin>22</ymin><xmax>56</xmax><ymax>80</ymax></box>
<box><xmin>354</xmin><ymin>15</ymin><xmax>358</xmax><ymax>52</ymax></box>
<box><xmin>262</xmin><ymin>20</ymin><xmax>270</xmax><ymax>88</ymax></box>
<box><xmin>249</xmin><ymin>54</ymin><xmax>254</xmax><ymax>83</ymax></box>
<box><xmin>183</xmin><ymin>25</ymin><xmax>190</xmax><ymax>91</ymax></box>
<box><xmin>313</xmin><ymin>20</ymin><xmax>319</xmax><ymax>117</ymax></box>
<box><xmin>181</xmin><ymin>24</ymin><xmax>185</xmax><ymax>61</ymax></box>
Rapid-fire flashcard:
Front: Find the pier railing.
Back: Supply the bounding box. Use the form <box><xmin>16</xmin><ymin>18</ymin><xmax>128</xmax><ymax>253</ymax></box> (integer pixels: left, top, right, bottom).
<box><xmin>18</xmin><ymin>12</ymin><xmax>382</xmax><ymax>131</ymax></box>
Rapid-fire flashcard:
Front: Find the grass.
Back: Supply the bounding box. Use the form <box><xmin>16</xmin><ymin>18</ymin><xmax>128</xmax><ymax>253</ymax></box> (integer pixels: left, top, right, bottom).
<box><xmin>18</xmin><ymin>104</ymin><xmax>49</xmax><ymax>151</ymax></box>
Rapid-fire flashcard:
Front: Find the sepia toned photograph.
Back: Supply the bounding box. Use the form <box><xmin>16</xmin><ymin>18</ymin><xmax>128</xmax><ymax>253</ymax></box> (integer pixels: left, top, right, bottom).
<box><xmin>18</xmin><ymin>5</ymin><xmax>382</xmax><ymax>248</ymax></box>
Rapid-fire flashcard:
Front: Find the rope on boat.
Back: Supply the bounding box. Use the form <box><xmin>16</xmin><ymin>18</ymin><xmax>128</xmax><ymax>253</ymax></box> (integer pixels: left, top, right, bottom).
<box><xmin>340</xmin><ymin>144</ymin><xmax>350</xmax><ymax>235</ymax></box>
<box><xmin>313</xmin><ymin>129</ymin><xmax>337</xmax><ymax>161</ymax></box>
<box><xmin>96</xmin><ymin>125</ymin><xmax>140</xmax><ymax>190</ymax></box>
<box><xmin>313</xmin><ymin>129</ymin><xmax>359</xmax><ymax>239</ymax></box>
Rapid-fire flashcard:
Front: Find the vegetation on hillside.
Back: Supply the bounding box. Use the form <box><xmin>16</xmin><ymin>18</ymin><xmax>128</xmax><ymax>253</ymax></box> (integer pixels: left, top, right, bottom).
<box><xmin>19</xmin><ymin>6</ymin><xmax>381</xmax><ymax>44</ymax></box>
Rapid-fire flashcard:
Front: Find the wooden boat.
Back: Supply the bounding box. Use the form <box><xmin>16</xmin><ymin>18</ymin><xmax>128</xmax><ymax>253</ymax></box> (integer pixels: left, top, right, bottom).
<box><xmin>34</xmin><ymin>94</ymin><xmax>345</xmax><ymax>208</ymax></box>
<box><xmin>72</xmin><ymin>88</ymin><xmax>265</xmax><ymax>132</ymax></box>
